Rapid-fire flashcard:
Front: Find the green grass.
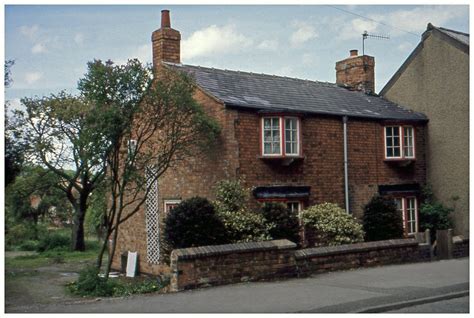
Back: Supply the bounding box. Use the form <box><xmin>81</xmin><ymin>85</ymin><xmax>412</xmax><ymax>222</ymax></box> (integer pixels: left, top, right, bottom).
<box><xmin>5</xmin><ymin>241</ymin><xmax>101</xmax><ymax>270</ymax></box>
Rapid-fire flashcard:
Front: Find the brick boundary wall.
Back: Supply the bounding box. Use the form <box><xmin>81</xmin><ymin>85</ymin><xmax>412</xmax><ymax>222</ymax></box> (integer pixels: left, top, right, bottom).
<box><xmin>170</xmin><ymin>239</ymin><xmax>432</xmax><ymax>292</ymax></box>
<box><xmin>170</xmin><ymin>240</ymin><xmax>297</xmax><ymax>291</ymax></box>
<box><xmin>453</xmin><ymin>237</ymin><xmax>469</xmax><ymax>258</ymax></box>
<box><xmin>295</xmin><ymin>239</ymin><xmax>429</xmax><ymax>277</ymax></box>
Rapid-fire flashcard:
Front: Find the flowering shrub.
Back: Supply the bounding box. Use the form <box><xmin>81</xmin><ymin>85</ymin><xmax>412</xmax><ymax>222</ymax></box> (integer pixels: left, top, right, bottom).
<box><xmin>214</xmin><ymin>180</ymin><xmax>270</xmax><ymax>242</ymax></box>
<box><xmin>301</xmin><ymin>203</ymin><xmax>364</xmax><ymax>246</ymax></box>
<box><xmin>217</xmin><ymin>208</ymin><xmax>271</xmax><ymax>243</ymax></box>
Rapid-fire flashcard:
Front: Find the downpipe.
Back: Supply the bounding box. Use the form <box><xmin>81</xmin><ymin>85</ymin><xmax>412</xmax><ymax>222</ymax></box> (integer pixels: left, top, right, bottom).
<box><xmin>343</xmin><ymin>116</ymin><xmax>350</xmax><ymax>214</ymax></box>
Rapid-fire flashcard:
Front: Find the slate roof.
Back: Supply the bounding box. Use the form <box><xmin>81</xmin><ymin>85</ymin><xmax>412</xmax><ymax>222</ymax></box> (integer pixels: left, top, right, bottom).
<box><xmin>164</xmin><ymin>62</ymin><xmax>427</xmax><ymax>122</ymax></box>
<box><xmin>437</xmin><ymin>26</ymin><xmax>469</xmax><ymax>46</ymax></box>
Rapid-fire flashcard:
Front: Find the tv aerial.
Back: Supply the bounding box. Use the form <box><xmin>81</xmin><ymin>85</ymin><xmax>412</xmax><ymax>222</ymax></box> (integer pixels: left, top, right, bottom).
<box><xmin>362</xmin><ymin>30</ymin><xmax>390</xmax><ymax>55</ymax></box>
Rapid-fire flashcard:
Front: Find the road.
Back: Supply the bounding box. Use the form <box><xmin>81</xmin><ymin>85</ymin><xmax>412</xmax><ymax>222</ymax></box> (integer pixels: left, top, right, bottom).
<box><xmin>8</xmin><ymin>258</ymin><xmax>469</xmax><ymax>313</ymax></box>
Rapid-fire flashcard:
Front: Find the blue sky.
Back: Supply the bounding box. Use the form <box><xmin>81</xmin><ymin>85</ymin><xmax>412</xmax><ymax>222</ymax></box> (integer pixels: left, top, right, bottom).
<box><xmin>5</xmin><ymin>5</ymin><xmax>469</xmax><ymax>110</ymax></box>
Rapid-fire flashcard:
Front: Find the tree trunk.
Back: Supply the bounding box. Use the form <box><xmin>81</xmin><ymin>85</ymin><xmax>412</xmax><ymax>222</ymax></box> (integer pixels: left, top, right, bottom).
<box><xmin>72</xmin><ymin>206</ymin><xmax>86</xmax><ymax>251</ymax></box>
<box><xmin>96</xmin><ymin>230</ymin><xmax>111</xmax><ymax>270</ymax></box>
<box><xmin>104</xmin><ymin>226</ymin><xmax>119</xmax><ymax>280</ymax></box>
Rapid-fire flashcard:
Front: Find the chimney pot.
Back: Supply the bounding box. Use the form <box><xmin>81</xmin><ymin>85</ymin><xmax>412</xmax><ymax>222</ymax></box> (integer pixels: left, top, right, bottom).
<box><xmin>350</xmin><ymin>49</ymin><xmax>358</xmax><ymax>57</ymax></box>
<box><xmin>161</xmin><ymin>10</ymin><xmax>171</xmax><ymax>28</ymax></box>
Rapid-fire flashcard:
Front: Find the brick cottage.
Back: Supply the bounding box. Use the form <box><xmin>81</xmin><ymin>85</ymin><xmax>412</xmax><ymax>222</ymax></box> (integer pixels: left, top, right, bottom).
<box><xmin>112</xmin><ymin>10</ymin><xmax>428</xmax><ymax>275</ymax></box>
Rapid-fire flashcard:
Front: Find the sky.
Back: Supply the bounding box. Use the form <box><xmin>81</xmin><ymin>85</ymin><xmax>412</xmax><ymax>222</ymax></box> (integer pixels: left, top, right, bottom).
<box><xmin>5</xmin><ymin>4</ymin><xmax>470</xmax><ymax>110</ymax></box>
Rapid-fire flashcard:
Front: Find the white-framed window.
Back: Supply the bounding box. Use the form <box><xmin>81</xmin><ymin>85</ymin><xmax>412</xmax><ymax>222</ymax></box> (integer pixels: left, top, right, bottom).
<box><xmin>384</xmin><ymin>126</ymin><xmax>415</xmax><ymax>159</ymax></box>
<box><xmin>403</xmin><ymin>127</ymin><xmax>415</xmax><ymax>158</ymax></box>
<box><xmin>406</xmin><ymin>197</ymin><xmax>418</xmax><ymax>235</ymax></box>
<box><xmin>285</xmin><ymin>118</ymin><xmax>299</xmax><ymax>155</ymax></box>
<box><xmin>263</xmin><ymin>117</ymin><xmax>282</xmax><ymax>155</ymax></box>
<box><xmin>164</xmin><ymin>199</ymin><xmax>181</xmax><ymax>214</ymax></box>
<box><xmin>394</xmin><ymin>197</ymin><xmax>418</xmax><ymax>235</ymax></box>
<box><xmin>261</xmin><ymin>116</ymin><xmax>301</xmax><ymax>157</ymax></box>
<box><xmin>287</xmin><ymin>201</ymin><xmax>302</xmax><ymax>221</ymax></box>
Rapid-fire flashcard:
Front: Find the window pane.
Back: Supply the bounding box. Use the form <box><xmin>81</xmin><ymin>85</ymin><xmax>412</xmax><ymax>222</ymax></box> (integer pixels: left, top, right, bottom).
<box><xmin>393</xmin><ymin>146</ymin><xmax>401</xmax><ymax>157</ymax></box>
<box><xmin>264</xmin><ymin>118</ymin><xmax>271</xmax><ymax>129</ymax></box>
<box><xmin>264</xmin><ymin>130</ymin><xmax>272</xmax><ymax>142</ymax></box>
<box><xmin>264</xmin><ymin>143</ymin><xmax>271</xmax><ymax>154</ymax></box>
<box><xmin>404</xmin><ymin>127</ymin><xmax>414</xmax><ymax>158</ymax></box>
<box><xmin>272</xmin><ymin>118</ymin><xmax>280</xmax><ymax>128</ymax></box>
<box><xmin>284</xmin><ymin>118</ymin><xmax>298</xmax><ymax>155</ymax></box>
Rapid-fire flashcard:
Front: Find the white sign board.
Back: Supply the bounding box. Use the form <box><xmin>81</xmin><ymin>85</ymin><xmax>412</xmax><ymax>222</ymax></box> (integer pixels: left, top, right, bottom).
<box><xmin>126</xmin><ymin>251</ymin><xmax>137</xmax><ymax>277</ymax></box>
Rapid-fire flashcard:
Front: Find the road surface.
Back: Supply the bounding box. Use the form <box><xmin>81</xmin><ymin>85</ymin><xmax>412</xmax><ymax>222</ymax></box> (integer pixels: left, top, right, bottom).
<box><xmin>8</xmin><ymin>258</ymin><xmax>469</xmax><ymax>313</ymax></box>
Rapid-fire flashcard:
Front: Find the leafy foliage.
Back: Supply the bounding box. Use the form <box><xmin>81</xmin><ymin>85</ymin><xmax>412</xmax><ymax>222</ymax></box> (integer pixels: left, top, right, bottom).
<box><xmin>85</xmin><ymin>183</ymin><xmax>107</xmax><ymax>239</ymax></box>
<box><xmin>301</xmin><ymin>203</ymin><xmax>364</xmax><ymax>246</ymax></box>
<box><xmin>260</xmin><ymin>202</ymin><xmax>300</xmax><ymax>243</ymax></box>
<box><xmin>37</xmin><ymin>231</ymin><xmax>72</xmax><ymax>252</ymax></box>
<box><xmin>5</xmin><ymin>166</ymin><xmax>71</xmax><ymax>228</ymax></box>
<box><xmin>69</xmin><ymin>266</ymin><xmax>115</xmax><ymax>297</ymax></box>
<box><xmin>164</xmin><ymin>197</ymin><xmax>229</xmax><ymax>249</ymax></box>
<box><xmin>419</xmin><ymin>186</ymin><xmax>454</xmax><ymax>242</ymax></box>
<box><xmin>363</xmin><ymin>196</ymin><xmax>404</xmax><ymax>241</ymax></box>
<box><xmin>213</xmin><ymin>180</ymin><xmax>271</xmax><ymax>242</ymax></box>
<box><xmin>214</xmin><ymin>180</ymin><xmax>249</xmax><ymax>212</ymax></box>
<box><xmin>68</xmin><ymin>266</ymin><xmax>170</xmax><ymax>297</ymax></box>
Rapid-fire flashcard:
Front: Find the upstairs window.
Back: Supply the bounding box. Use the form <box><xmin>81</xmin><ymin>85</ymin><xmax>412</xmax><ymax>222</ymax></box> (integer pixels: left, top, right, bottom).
<box><xmin>262</xmin><ymin>116</ymin><xmax>301</xmax><ymax>157</ymax></box>
<box><xmin>384</xmin><ymin>126</ymin><xmax>415</xmax><ymax>159</ymax></box>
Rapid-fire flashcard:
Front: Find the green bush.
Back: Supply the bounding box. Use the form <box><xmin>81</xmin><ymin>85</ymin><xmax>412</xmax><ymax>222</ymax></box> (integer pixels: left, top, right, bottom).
<box><xmin>37</xmin><ymin>231</ymin><xmax>72</xmax><ymax>252</ymax></box>
<box><xmin>164</xmin><ymin>197</ymin><xmax>229</xmax><ymax>249</ymax></box>
<box><xmin>301</xmin><ymin>203</ymin><xmax>364</xmax><ymax>246</ymax></box>
<box><xmin>419</xmin><ymin>186</ymin><xmax>454</xmax><ymax>242</ymax></box>
<box><xmin>68</xmin><ymin>266</ymin><xmax>115</xmax><ymax>297</ymax></box>
<box><xmin>217</xmin><ymin>208</ymin><xmax>271</xmax><ymax>243</ymax></box>
<box><xmin>363</xmin><ymin>196</ymin><xmax>404</xmax><ymax>241</ymax></box>
<box><xmin>260</xmin><ymin>202</ymin><xmax>300</xmax><ymax>243</ymax></box>
<box><xmin>68</xmin><ymin>269</ymin><xmax>170</xmax><ymax>297</ymax></box>
<box><xmin>213</xmin><ymin>180</ymin><xmax>270</xmax><ymax>243</ymax></box>
<box><xmin>214</xmin><ymin>179</ymin><xmax>248</xmax><ymax>212</ymax></box>
<box><xmin>19</xmin><ymin>240</ymin><xmax>40</xmax><ymax>251</ymax></box>
<box><xmin>6</xmin><ymin>223</ymin><xmax>37</xmax><ymax>248</ymax></box>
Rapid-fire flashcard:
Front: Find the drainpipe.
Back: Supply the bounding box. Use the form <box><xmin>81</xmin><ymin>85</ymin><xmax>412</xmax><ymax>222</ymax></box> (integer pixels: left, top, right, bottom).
<box><xmin>343</xmin><ymin>116</ymin><xmax>350</xmax><ymax>214</ymax></box>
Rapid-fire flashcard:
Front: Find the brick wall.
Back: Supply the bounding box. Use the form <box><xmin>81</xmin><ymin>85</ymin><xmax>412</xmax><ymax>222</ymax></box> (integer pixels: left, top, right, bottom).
<box><xmin>235</xmin><ymin>112</ymin><xmax>426</xmax><ymax>218</ymax></box>
<box><xmin>336</xmin><ymin>54</ymin><xmax>375</xmax><ymax>93</ymax></box>
<box><xmin>112</xmin><ymin>87</ymin><xmax>240</xmax><ymax>275</ymax></box>
<box><xmin>170</xmin><ymin>240</ymin><xmax>297</xmax><ymax>291</ymax></box>
<box><xmin>170</xmin><ymin>239</ymin><xmax>431</xmax><ymax>292</ymax></box>
<box><xmin>453</xmin><ymin>237</ymin><xmax>469</xmax><ymax>258</ymax></box>
<box><xmin>296</xmin><ymin>239</ymin><xmax>425</xmax><ymax>277</ymax></box>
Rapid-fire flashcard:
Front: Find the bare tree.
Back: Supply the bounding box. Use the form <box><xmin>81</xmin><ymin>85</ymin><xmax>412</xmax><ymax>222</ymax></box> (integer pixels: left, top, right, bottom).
<box><xmin>96</xmin><ymin>66</ymin><xmax>220</xmax><ymax>277</ymax></box>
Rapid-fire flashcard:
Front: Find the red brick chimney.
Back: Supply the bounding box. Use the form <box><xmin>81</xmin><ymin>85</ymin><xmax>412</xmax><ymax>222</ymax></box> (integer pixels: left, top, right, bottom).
<box><xmin>335</xmin><ymin>49</ymin><xmax>375</xmax><ymax>93</ymax></box>
<box><xmin>152</xmin><ymin>10</ymin><xmax>181</xmax><ymax>69</ymax></box>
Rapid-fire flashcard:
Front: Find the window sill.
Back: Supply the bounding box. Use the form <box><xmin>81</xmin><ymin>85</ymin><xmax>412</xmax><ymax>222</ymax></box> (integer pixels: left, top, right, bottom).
<box><xmin>384</xmin><ymin>158</ymin><xmax>416</xmax><ymax>166</ymax></box>
<box><xmin>258</xmin><ymin>155</ymin><xmax>305</xmax><ymax>166</ymax></box>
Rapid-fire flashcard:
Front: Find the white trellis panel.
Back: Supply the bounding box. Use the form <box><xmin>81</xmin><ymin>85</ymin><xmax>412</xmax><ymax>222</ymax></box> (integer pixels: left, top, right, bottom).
<box><xmin>145</xmin><ymin>167</ymin><xmax>160</xmax><ymax>264</ymax></box>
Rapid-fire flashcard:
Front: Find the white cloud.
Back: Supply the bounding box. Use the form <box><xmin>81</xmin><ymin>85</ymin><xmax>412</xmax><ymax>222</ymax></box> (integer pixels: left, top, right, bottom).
<box><xmin>257</xmin><ymin>39</ymin><xmax>279</xmax><ymax>51</ymax></box>
<box><xmin>32</xmin><ymin>43</ymin><xmax>47</xmax><ymax>54</ymax></box>
<box><xmin>397</xmin><ymin>42</ymin><xmax>414</xmax><ymax>52</ymax></box>
<box><xmin>24</xmin><ymin>72</ymin><xmax>43</xmax><ymax>84</ymax></box>
<box><xmin>182</xmin><ymin>25</ymin><xmax>252</xmax><ymax>61</ymax></box>
<box><xmin>115</xmin><ymin>44</ymin><xmax>151</xmax><ymax>65</ymax></box>
<box><xmin>74</xmin><ymin>33</ymin><xmax>84</xmax><ymax>45</ymax></box>
<box><xmin>19</xmin><ymin>25</ymin><xmax>39</xmax><ymax>39</ymax></box>
<box><xmin>337</xmin><ymin>5</ymin><xmax>467</xmax><ymax>40</ymax></box>
<box><xmin>290</xmin><ymin>22</ymin><xmax>318</xmax><ymax>46</ymax></box>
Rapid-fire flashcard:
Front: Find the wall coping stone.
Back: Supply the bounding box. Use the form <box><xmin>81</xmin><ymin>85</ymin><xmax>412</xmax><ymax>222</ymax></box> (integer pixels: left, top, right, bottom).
<box><xmin>171</xmin><ymin>239</ymin><xmax>297</xmax><ymax>261</ymax></box>
<box><xmin>294</xmin><ymin>239</ymin><xmax>418</xmax><ymax>259</ymax></box>
<box><xmin>453</xmin><ymin>236</ymin><xmax>469</xmax><ymax>244</ymax></box>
